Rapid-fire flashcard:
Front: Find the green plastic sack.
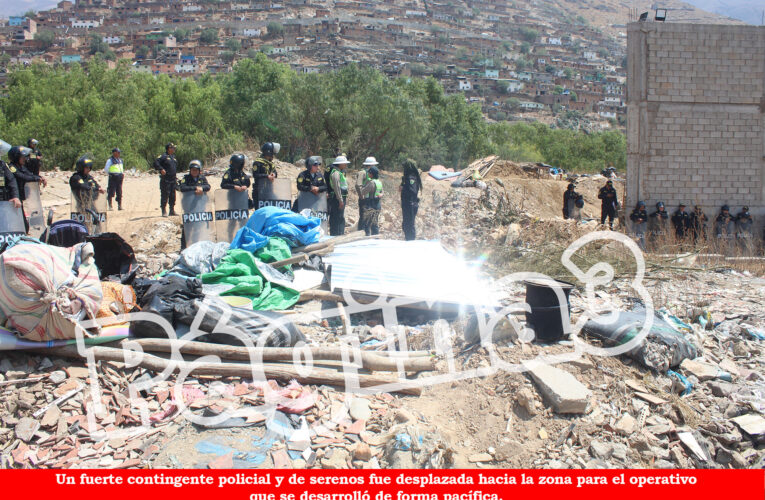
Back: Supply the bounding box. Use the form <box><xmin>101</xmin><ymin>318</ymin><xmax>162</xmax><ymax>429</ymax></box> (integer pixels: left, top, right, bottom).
<box><xmin>200</xmin><ymin>248</ymin><xmax>299</xmax><ymax>310</ymax></box>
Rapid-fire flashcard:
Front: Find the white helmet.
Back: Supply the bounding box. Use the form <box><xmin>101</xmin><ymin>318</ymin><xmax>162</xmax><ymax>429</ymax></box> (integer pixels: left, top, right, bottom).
<box><xmin>332</xmin><ymin>155</ymin><xmax>350</xmax><ymax>165</ymax></box>
<box><xmin>362</xmin><ymin>156</ymin><xmax>378</xmax><ymax>166</ymax></box>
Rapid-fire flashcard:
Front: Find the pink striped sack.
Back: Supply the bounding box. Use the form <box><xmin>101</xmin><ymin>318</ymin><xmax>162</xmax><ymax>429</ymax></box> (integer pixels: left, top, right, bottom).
<box><xmin>0</xmin><ymin>242</ymin><xmax>103</xmax><ymax>341</ymax></box>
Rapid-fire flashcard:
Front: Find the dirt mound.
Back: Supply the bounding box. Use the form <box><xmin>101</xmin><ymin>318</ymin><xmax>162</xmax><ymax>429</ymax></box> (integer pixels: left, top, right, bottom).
<box><xmin>487</xmin><ymin>160</ymin><xmax>537</xmax><ymax>180</ymax></box>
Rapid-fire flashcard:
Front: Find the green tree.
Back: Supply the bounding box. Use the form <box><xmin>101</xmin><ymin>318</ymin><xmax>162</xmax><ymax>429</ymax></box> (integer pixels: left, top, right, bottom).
<box><xmin>200</xmin><ymin>28</ymin><xmax>219</xmax><ymax>44</ymax></box>
<box><xmin>89</xmin><ymin>34</ymin><xmax>110</xmax><ymax>55</ymax></box>
<box><xmin>553</xmin><ymin>85</ymin><xmax>564</xmax><ymax>95</ymax></box>
<box><xmin>563</xmin><ymin>67</ymin><xmax>574</xmax><ymax>79</ymax></box>
<box><xmin>225</xmin><ymin>38</ymin><xmax>242</xmax><ymax>52</ymax></box>
<box><xmin>24</xmin><ymin>10</ymin><xmax>36</xmax><ymax>18</ymax></box>
<box><xmin>173</xmin><ymin>28</ymin><xmax>190</xmax><ymax>43</ymax></box>
<box><xmin>34</xmin><ymin>30</ymin><xmax>56</xmax><ymax>50</ymax></box>
<box><xmin>569</xmin><ymin>91</ymin><xmax>577</xmax><ymax>102</ymax></box>
<box><xmin>267</xmin><ymin>22</ymin><xmax>285</xmax><ymax>40</ymax></box>
<box><xmin>135</xmin><ymin>45</ymin><xmax>149</xmax><ymax>59</ymax></box>
<box><xmin>519</xmin><ymin>27</ymin><xmax>538</xmax><ymax>43</ymax></box>
<box><xmin>519</xmin><ymin>42</ymin><xmax>530</xmax><ymax>54</ymax></box>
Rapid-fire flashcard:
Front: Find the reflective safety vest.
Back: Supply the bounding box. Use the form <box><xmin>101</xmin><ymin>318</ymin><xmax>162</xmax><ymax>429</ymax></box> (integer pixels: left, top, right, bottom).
<box><xmin>370</xmin><ymin>179</ymin><xmax>383</xmax><ymax>199</ymax></box>
<box><xmin>107</xmin><ymin>158</ymin><xmax>123</xmax><ymax>174</ymax></box>
<box><xmin>329</xmin><ymin>167</ymin><xmax>348</xmax><ymax>196</ymax></box>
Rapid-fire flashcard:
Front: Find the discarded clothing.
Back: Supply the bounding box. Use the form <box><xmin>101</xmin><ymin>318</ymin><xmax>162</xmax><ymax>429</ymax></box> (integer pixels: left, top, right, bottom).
<box><xmin>86</xmin><ymin>233</ymin><xmax>138</xmax><ymax>278</ymax></box>
<box><xmin>170</xmin><ymin>241</ymin><xmax>230</xmax><ymax>277</ymax></box>
<box><xmin>0</xmin><ymin>241</ymin><xmax>102</xmax><ymax>341</ymax></box>
<box><xmin>200</xmin><ymin>249</ymin><xmax>299</xmax><ymax>310</ymax></box>
<box><xmin>231</xmin><ymin>207</ymin><xmax>321</xmax><ymax>250</ymax></box>
<box><xmin>583</xmin><ymin>308</ymin><xmax>698</xmax><ymax>372</ymax></box>
<box><xmin>96</xmin><ymin>282</ymin><xmax>137</xmax><ymax>320</ymax></box>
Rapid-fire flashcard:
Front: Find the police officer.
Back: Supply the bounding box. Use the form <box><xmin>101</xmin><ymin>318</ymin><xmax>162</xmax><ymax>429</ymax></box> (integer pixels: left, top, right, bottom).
<box><xmin>26</xmin><ymin>139</ymin><xmax>43</xmax><ymax>176</ymax></box>
<box><xmin>562</xmin><ymin>183</ymin><xmax>582</xmax><ymax>220</ymax></box>
<box><xmin>689</xmin><ymin>205</ymin><xmax>708</xmax><ymax>242</ymax></box>
<box><xmin>629</xmin><ymin>201</ymin><xmax>648</xmax><ymax>249</ymax></box>
<box><xmin>715</xmin><ymin>205</ymin><xmax>735</xmax><ymax>238</ymax></box>
<box><xmin>295</xmin><ymin>156</ymin><xmax>327</xmax><ymax>212</ymax></box>
<box><xmin>360</xmin><ymin>165</ymin><xmax>383</xmax><ymax>236</ymax></box>
<box><xmin>8</xmin><ymin>146</ymin><xmax>47</xmax><ymax>231</ymax></box>
<box><xmin>735</xmin><ymin>206</ymin><xmax>753</xmax><ymax>239</ymax></box>
<box><xmin>597</xmin><ymin>180</ymin><xmax>618</xmax><ymax>229</ymax></box>
<box><xmin>154</xmin><ymin>143</ymin><xmax>178</xmax><ymax>216</ymax></box>
<box><xmin>0</xmin><ymin>156</ymin><xmax>21</xmax><ymax>209</ymax></box>
<box><xmin>356</xmin><ymin>157</ymin><xmax>376</xmax><ymax>231</ymax></box>
<box><xmin>221</xmin><ymin>154</ymin><xmax>250</xmax><ymax>192</ymax></box>
<box><xmin>399</xmin><ymin>159</ymin><xmax>421</xmax><ymax>241</ymax></box>
<box><xmin>178</xmin><ymin>160</ymin><xmax>211</xmax><ymax>195</ymax></box>
<box><xmin>69</xmin><ymin>156</ymin><xmax>104</xmax><ymax>205</ymax></box>
<box><xmin>252</xmin><ymin>142</ymin><xmax>279</xmax><ymax>209</ymax></box>
<box><xmin>671</xmin><ymin>203</ymin><xmax>691</xmax><ymax>240</ymax></box>
<box><xmin>649</xmin><ymin>201</ymin><xmax>669</xmax><ymax>238</ymax></box>
<box><xmin>326</xmin><ymin>155</ymin><xmax>350</xmax><ymax>236</ymax></box>
<box><xmin>104</xmin><ymin>147</ymin><xmax>124</xmax><ymax>210</ymax></box>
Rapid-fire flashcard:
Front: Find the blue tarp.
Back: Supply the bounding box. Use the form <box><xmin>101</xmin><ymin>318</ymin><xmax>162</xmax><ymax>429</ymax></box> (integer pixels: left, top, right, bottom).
<box><xmin>230</xmin><ymin>207</ymin><xmax>322</xmax><ymax>252</ymax></box>
<box><xmin>428</xmin><ymin>170</ymin><xmax>462</xmax><ymax>181</ymax></box>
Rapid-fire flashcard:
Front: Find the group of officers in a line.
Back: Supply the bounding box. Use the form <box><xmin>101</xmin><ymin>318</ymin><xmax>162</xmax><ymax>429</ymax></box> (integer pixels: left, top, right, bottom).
<box><xmin>154</xmin><ymin>142</ymin><xmax>423</xmax><ymax>240</ymax></box>
<box><xmin>0</xmin><ymin>140</ymin><xmax>49</xmax><ymax>231</ymax></box>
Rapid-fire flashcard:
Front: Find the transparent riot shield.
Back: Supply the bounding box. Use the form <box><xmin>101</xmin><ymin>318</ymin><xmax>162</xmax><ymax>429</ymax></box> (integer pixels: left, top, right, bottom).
<box><xmin>181</xmin><ymin>191</ymin><xmax>215</xmax><ymax>245</ymax></box>
<box><xmin>23</xmin><ymin>182</ymin><xmax>45</xmax><ymax>238</ymax></box>
<box><xmin>0</xmin><ymin>201</ymin><xmax>26</xmax><ymax>246</ymax></box>
<box><xmin>214</xmin><ymin>189</ymin><xmax>250</xmax><ymax>243</ymax></box>
<box><xmin>295</xmin><ymin>191</ymin><xmax>329</xmax><ymax>233</ymax></box>
<box><xmin>256</xmin><ymin>178</ymin><xmax>293</xmax><ymax>210</ymax></box>
<box><xmin>70</xmin><ymin>191</ymin><xmax>107</xmax><ymax>233</ymax></box>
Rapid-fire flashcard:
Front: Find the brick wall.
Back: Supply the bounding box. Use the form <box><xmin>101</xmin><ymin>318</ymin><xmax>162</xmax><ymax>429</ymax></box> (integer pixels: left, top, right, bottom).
<box><xmin>627</xmin><ymin>23</ymin><xmax>765</xmax><ymax>226</ymax></box>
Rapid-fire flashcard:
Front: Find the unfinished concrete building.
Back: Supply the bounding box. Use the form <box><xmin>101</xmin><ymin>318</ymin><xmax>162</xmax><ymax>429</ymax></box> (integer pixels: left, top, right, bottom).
<box><xmin>626</xmin><ymin>23</ymin><xmax>765</xmax><ymax>227</ymax></box>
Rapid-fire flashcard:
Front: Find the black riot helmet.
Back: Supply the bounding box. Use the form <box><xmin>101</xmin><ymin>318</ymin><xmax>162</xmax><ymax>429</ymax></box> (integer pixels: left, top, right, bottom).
<box><xmin>27</xmin><ymin>138</ymin><xmax>38</xmax><ymax>148</ymax></box>
<box><xmin>261</xmin><ymin>142</ymin><xmax>280</xmax><ymax>158</ymax></box>
<box><xmin>230</xmin><ymin>153</ymin><xmax>245</xmax><ymax>170</ymax></box>
<box><xmin>8</xmin><ymin>146</ymin><xmax>31</xmax><ymax>164</ymax></box>
<box><xmin>75</xmin><ymin>155</ymin><xmax>94</xmax><ymax>173</ymax></box>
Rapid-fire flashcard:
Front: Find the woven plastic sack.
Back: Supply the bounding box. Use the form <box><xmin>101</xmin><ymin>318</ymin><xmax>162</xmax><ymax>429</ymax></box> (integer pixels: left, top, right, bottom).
<box><xmin>0</xmin><ymin>242</ymin><xmax>103</xmax><ymax>341</ymax></box>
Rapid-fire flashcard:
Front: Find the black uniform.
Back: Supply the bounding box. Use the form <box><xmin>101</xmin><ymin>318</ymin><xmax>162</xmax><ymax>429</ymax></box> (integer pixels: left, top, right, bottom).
<box><xmin>629</xmin><ymin>208</ymin><xmax>648</xmax><ymax>225</ymax></box>
<box><xmin>0</xmin><ymin>161</ymin><xmax>20</xmax><ymax>202</ymax></box>
<box><xmin>649</xmin><ymin>209</ymin><xmax>669</xmax><ymax>237</ymax></box>
<box><xmin>220</xmin><ymin>167</ymin><xmax>251</xmax><ymax>190</ymax></box>
<box><xmin>252</xmin><ymin>157</ymin><xmax>277</xmax><ymax>208</ymax></box>
<box><xmin>401</xmin><ymin>171</ymin><xmax>421</xmax><ymax>241</ymax></box>
<box><xmin>671</xmin><ymin>209</ymin><xmax>691</xmax><ymax>239</ymax></box>
<box><xmin>689</xmin><ymin>209</ymin><xmax>707</xmax><ymax>242</ymax></box>
<box><xmin>27</xmin><ymin>148</ymin><xmax>42</xmax><ymax>176</ymax></box>
<box><xmin>105</xmin><ymin>156</ymin><xmax>125</xmax><ymax>207</ymax></box>
<box><xmin>178</xmin><ymin>173</ymin><xmax>211</xmax><ymax>193</ymax></box>
<box><xmin>294</xmin><ymin>168</ymin><xmax>327</xmax><ymax>212</ymax></box>
<box><xmin>715</xmin><ymin>212</ymin><xmax>735</xmax><ymax>238</ymax></box>
<box><xmin>563</xmin><ymin>188</ymin><xmax>582</xmax><ymax>219</ymax></box>
<box><xmin>69</xmin><ymin>172</ymin><xmax>100</xmax><ymax>205</ymax></box>
<box><xmin>8</xmin><ymin>162</ymin><xmax>42</xmax><ymax>202</ymax></box>
<box><xmin>597</xmin><ymin>185</ymin><xmax>618</xmax><ymax>228</ymax></box>
<box><xmin>736</xmin><ymin>209</ymin><xmax>753</xmax><ymax>237</ymax></box>
<box><xmin>154</xmin><ymin>153</ymin><xmax>178</xmax><ymax>212</ymax></box>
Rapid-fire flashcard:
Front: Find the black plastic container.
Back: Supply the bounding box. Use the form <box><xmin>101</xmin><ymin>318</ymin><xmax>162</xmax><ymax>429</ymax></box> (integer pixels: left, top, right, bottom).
<box><xmin>524</xmin><ymin>279</ymin><xmax>575</xmax><ymax>342</ymax></box>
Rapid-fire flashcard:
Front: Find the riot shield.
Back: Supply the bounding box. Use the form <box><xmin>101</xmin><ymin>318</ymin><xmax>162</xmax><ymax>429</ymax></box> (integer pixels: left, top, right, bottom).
<box><xmin>23</xmin><ymin>182</ymin><xmax>45</xmax><ymax>238</ymax></box>
<box><xmin>0</xmin><ymin>202</ymin><xmax>25</xmax><ymax>246</ymax></box>
<box><xmin>295</xmin><ymin>191</ymin><xmax>329</xmax><ymax>232</ymax></box>
<box><xmin>70</xmin><ymin>191</ymin><xmax>107</xmax><ymax>233</ymax></box>
<box><xmin>181</xmin><ymin>191</ymin><xmax>215</xmax><ymax>245</ymax></box>
<box><xmin>256</xmin><ymin>178</ymin><xmax>293</xmax><ymax>210</ymax></box>
<box><xmin>214</xmin><ymin>189</ymin><xmax>250</xmax><ymax>243</ymax></box>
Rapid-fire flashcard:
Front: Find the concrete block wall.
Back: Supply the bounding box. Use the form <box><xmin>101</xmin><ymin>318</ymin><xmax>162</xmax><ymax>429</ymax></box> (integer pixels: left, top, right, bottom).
<box><xmin>627</xmin><ymin>23</ymin><xmax>765</xmax><ymax>226</ymax></box>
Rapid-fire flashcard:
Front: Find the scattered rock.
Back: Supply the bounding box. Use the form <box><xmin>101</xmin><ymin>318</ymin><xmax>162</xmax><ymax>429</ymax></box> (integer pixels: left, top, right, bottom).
<box><xmin>15</xmin><ymin>418</ymin><xmax>40</xmax><ymax>443</ymax></box>
<box><xmin>468</xmin><ymin>453</ymin><xmax>493</xmax><ymax>463</ymax></box>
<box><xmin>393</xmin><ymin>409</ymin><xmax>414</xmax><ymax>424</ymax></box>
<box><xmin>615</xmin><ymin>413</ymin><xmax>636</xmax><ymax>436</ymax></box>
<box><xmin>65</xmin><ymin>366</ymin><xmax>90</xmax><ymax>379</ymax></box>
<box><xmin>353</xmin><ymin>443</ymin><xmax>373</xmax><ymax>461</ymax></box>
<box><xmin>40</xmin><ymin>406</ymin><xmax>61</xmax><ymax>428</ymax></box>
<box><xmin>516</xmin><ymin>387</ymin><xmax>537</xmax><ymax>415</ymax></box>
<box><xmin>680</xmin><ymin>359</ymin><xmax>719</xmax><ymax>381</ymax></box>
<box><xmin>525</xmin><ymin>362</ymin><xmax>592</xmax><ymax>414</ymax></box>
<box><xmin>321</xmin><ymin>448</ymin><xmax>349</xmax><ymax>469</ymax></box>
<box><xmin>349</xmin><ymin>398</ymin><xmax>372</xmax><ymax>421</ymax></box>
<box><xmin>590</xmin><ymin>440</ymin><xmax>613</xmax><ymax>459</ymax></box>
<box><xmin>48</xmin><ymin>371</ymin><xmax>66</xmax><ymax>384</ymax></box>
<box><xmin>709</xmin><ymin>381</ymin><xmax>735</xmax><ymax>398</ymax></box>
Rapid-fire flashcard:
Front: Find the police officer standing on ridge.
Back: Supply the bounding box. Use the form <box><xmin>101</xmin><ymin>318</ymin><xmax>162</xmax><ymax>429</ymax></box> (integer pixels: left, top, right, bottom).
<box><xmin>563</xmin><ymin>183</ymin><xmax>582</xmax><ymax>220</ymax></box>
<box><xmin>598</xmin><ymin>179</ymin><xmax>618</xmax><ymax>229</ymax></box>
<box><xmin>295</xmin><ymin>156</ymin><xmax>327</xmax><ymax>212</ymax></box>
<box><xmin>399</xmin><ymin>159</ymin><xmax>422</xmax><ymax>241</ymax></box>
<box><xmin>104</xmin><ymin>147</ymin><xmax>124</xmax><ymax>210</ymax></box>
<box><xmin>221</xmin><ymin>154</ymin><xmax>251</xmax><ymax>192</ymax></box>
<box><xmin>252</xmin><ymin>142</ymin><xmax>279</xmax><ymax>209</ymax></box>
<box><xmin>326</xmin><ymin>155</ymin><xmax>350</xmax><ymax>236</ymax></box>
<box><xmin>26</xmin><ymin>139</ymin><xmax>43</xmax><ymax>176</ymax></box>
<box><xmin>154</xmin><ymin>143</ymin><xmax>178</xmax><ymax>217</ymax></box>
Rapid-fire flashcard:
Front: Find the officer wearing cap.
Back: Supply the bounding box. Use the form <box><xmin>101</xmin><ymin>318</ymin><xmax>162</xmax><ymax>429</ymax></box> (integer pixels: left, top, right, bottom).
<box><xmin>597</xmin><ymin>179</ymin><xmax>618</xmax><ymax>229</ymax></box>
<box><xmin>104</xmin><ymin>147</ymin><xmax>124</xmax><ymax>210</ymax></box>
<box><xmin>715</xmin><ymin>205</ymin><xmax>735</xmax><ymax>238</ymax></box>
<box><xmin>252</xmin><ymin>142</ymin><xmax>279</xmax><ymax>209</ymax></box>
<box><xmin>154</xmin><ymin>143</ymin><xmax>178</xmax><ymax>216</ymax></box>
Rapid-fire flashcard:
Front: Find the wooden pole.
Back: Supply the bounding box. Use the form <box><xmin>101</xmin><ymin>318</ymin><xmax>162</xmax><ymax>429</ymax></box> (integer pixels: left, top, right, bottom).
<box><xmin>45</xmin><ymin>345</ymin><xmax>422</xmax><ymax>396</ymax></box>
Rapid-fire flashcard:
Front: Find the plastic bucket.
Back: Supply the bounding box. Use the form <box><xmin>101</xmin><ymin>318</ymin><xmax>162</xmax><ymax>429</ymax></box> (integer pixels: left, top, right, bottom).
<box><xmin>219</xmin><ymin>296</ymin><xmax>253</xmax><ymax>309</ymax></box>
<box><xmin>523</xmin><ymin>279</ymin><xmax>575</xmax><ymax>342</ymax></box>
